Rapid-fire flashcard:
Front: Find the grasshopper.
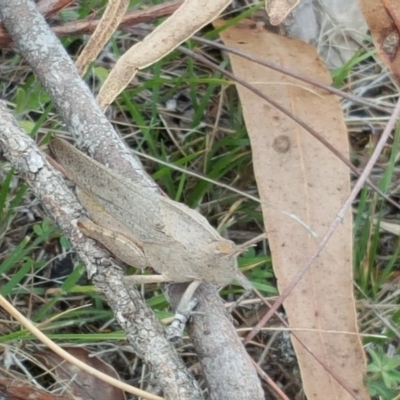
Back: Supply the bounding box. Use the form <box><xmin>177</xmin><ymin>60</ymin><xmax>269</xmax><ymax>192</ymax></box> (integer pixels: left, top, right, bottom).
<box><xmin>50</xmin><ymin>138</ymin><xmax>240</xmax><ymax>301</ymax></box>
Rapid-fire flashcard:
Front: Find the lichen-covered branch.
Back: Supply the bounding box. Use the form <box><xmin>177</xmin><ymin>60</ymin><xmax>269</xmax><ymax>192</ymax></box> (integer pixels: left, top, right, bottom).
<box><xmin>0</xmin><ymin>102</ymin><xmax>201</xmax><ymax>399</ymax></box>
<box><xmin>0</xmin><ymin>1</ymin><xmax>263</xmax><ymax>398</ymax></box>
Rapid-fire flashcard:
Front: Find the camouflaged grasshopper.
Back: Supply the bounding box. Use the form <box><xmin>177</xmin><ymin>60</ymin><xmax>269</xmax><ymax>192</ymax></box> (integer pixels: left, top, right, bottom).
<box><xmin>50</xmin><ymin>138</ymin><xmax>239</xmax><ymax>292</ymax></box>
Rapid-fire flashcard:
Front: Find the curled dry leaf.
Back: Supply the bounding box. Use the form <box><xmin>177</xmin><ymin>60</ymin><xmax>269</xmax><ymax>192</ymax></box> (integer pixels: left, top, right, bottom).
<box><xmin>266</xmin><ymin>0</ymin><xmax>300</xmax><ymax>25</ymax></box>
<box><xmin>359</xmin><ymin>0</ymin><xmax>400</xmax><ymax>85</ymax></box>
<box><xmin>96</xmin><ymin>0</ymin><xmax>231</xmax><ymax>111</ymax></box>
<box><xmin>0</xmin><ymin>377</ymin><xmax>72</xmax><ymax>400</ymax></box>
<box><xmin>75</xmin><ymin>0</ymin><xmax>130</xmax><ymax>76</ymax></box>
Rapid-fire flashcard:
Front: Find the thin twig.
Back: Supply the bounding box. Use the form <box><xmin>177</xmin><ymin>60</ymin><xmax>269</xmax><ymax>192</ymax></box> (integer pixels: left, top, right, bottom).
<box><xmin>193</xmin><ymin>36</ymin><xmax>392</xmax><ymax>114</ymax></box>
<box><xmin>179</xmin><ymin>46</ymin><xmax>400</xmax><ymax>211</ymax></box>
<box><xmin>0</xmin><ymin>292</ymin><xmax>163</xmax><ymax>400</ymax></box>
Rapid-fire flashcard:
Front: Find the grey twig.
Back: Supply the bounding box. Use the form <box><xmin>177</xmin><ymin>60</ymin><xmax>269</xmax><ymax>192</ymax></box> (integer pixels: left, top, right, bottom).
<box><xmin>0</xmin><ymin>0</ymin><xmax>263</xmax><ymax>399</ymax></box>
<box><xmin>0</xmin><ymin>103</ymin><xmax>202</xmax><ymax>399</ymax></box>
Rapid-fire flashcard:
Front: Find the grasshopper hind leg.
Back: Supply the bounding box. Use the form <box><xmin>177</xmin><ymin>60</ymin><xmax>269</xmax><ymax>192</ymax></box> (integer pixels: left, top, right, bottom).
<box><xmin>165</xmin><ymin>280</ymin><xmax>202</xmax><ymax>342</ymax></box>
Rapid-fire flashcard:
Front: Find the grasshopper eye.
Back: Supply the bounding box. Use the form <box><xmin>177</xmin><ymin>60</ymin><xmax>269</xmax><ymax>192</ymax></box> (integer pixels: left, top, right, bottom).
<box><xmin>208</xmin><ymin>240</ymin><xmax>236</xmax><ymax>256</ymax></box>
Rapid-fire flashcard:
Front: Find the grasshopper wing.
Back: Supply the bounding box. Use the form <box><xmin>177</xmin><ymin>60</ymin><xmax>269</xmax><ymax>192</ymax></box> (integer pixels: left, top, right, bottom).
<box><xmin>50</xmin><ymin>138</ymin><xmax>167</xmax><ymax>242</ymax></box>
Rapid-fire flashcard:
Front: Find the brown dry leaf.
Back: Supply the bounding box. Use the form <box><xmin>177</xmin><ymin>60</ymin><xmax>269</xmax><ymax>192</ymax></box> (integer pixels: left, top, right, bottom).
<box><xmin>359</xmin><ymin>0</ymin><xmax>400</xmax><ymax>84</ymax></box>
<box><xmin>36</xmin><ymin>348</ymin><xmax>126</xmax><ymax>400</ymax></box>
<box><xmin>217</xmin><ymin>19</ymin><xmax>369</xmax><ymax>399</ymax></box>
<box><xmin>0</xmin><ymin>377</ymin><xmax>72</xmax><ymax>400</ymax></box>
<box><xmin>75</xmin><ymin>0</ymin><xmax>130</xmax><ymax>76</ymax></box>
<box><xmin>266</xmin><ymin>0</ymin><xmax>300</xmax><ymax>25</ymax></box>
<box><xmin>96</xmin><ymin>0</ymin><xmax>231</xmax><ymax>111</ymax></box>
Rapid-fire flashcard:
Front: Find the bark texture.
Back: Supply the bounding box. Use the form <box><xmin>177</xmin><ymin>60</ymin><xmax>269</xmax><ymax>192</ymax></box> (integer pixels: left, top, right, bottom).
<box><xmin>0</xmin><ymin>1</ymin><xmax>264</xmax><ymax>399</ymax></box>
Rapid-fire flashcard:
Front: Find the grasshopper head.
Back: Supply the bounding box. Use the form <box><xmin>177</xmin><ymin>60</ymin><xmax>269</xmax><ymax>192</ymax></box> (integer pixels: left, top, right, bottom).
<box><xmin>205</xmin><ymin>240</ymin><xmax>238</xmax><ymax>286</ymax></box>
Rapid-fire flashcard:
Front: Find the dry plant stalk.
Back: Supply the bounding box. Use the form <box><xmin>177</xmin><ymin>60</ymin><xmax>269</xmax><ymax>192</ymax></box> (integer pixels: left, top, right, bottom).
<box><xmin>97</xmin><ymin>0</ymin><xmax>232</xmax><ymax>110</ymax></box>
